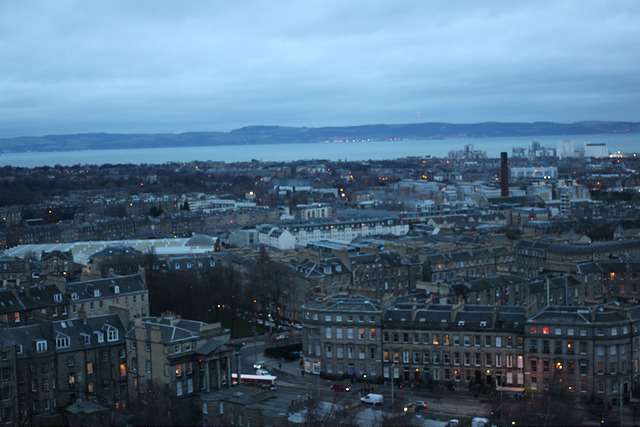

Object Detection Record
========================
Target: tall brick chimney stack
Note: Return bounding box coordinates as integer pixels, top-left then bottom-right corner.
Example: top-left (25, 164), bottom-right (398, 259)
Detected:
top-left (500, 152), bottom-right (509, 197)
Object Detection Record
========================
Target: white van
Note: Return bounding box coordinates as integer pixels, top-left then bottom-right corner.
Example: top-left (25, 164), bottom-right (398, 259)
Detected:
top-left (471, 417), bottom-right (490, 427)
top-left (360, 393), bottom-right (383, 405)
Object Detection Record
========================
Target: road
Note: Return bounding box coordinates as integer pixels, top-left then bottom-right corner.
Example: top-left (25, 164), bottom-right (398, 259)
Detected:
top-left (238, 336), bottom-right (490, 426)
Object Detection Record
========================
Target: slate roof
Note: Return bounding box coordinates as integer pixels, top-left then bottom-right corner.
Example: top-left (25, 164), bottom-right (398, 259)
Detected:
top-left (52, 313), bottom-right (126, 352)
top-left (528, 309), bottom-right (589, 324)
top-left (195, 339), bottom-right (226, 356)
top-left (293, 257), bottom-right (350, 279)
top-left (66, 273), bottom-right (146, 302)
top-left (8, 323), bottom-right (55, 358)
top-left (0, 288), bottom-right (26, 314)
top-left (22, 283), bottom-right (66, 311)
top-left (161, 253), bottom-right (216, 271)
top-left (303, 296), bottom-right (381, 313)
top-left (125, 317), bottom-right (208, 344)
top-left (577, 258), bottom-right (640, 274)
top-left (529, 275), bottom-right (581, 294)
top-left (384, 302), bottom-right (525, 329)
top-left (201, 385), bottom-right (300, 421)
top-left (547, 239), bottom-right (640, 255)
top-left (0, 326), bottom-right (15, 349)
top-left (515, 240), bottom-right (553, 251)
top-left (65, 400), bottom-right (110, 415)
top-left (486, 195), bottom-right (545, 206)
top-left (449, 274), bottom-right (528, 296)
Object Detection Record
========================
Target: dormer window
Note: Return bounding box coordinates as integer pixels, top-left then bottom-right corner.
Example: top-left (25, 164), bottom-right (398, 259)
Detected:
top-left (36, 340), bottom-right (48, 353)
top-left (54, 294), bottom-right (62, 302)
top-left (56, 334), bottom-right (70, 349)
top-left (17, 344), bottom-right (23, 354)
top-left (107, 328), bottom-right (118, 342)
top-left (113, 286), bottom-right (120, 294)
top-left (480, 321), bottom-right (487, 327)
top-left (81, 334), bottom-right (90, 344)
top-left (71, 293), bottom-right (78, 301)
top-left (93, 290), bottom-right (101, 297)
top-left (95, 332), bottom-right (104, 343)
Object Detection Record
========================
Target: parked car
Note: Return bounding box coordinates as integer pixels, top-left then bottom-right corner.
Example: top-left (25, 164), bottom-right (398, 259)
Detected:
top-left (253, 360), bottom-right (267, 370)
top-left (330, 383), bottom-right (351, 392)
top-left (256, 369), bottom-right (270, 375)
top-left (273, 334), bottom-right (289, 341)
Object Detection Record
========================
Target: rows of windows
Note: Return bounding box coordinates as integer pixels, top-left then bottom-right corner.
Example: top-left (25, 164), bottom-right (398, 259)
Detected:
top-left (383, 331), bottom-right (522, 348)
top-left (314, 344), bottom-right (378, 360)
top-left (381, 350), bottom-right (524, 369)
top-left (529, 325), bottom-right (628, 337)
top-left (325, 327), bottom-right (376, 340)
top-left (307, 312), bottom-right (377, 323)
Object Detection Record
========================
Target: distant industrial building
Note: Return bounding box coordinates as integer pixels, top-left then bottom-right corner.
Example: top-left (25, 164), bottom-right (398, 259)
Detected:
top-left (584, 141), bottom-right (609, 158)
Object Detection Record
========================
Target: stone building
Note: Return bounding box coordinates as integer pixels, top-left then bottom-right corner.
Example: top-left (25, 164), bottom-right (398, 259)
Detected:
top-left (301, 297), bottom-right (382, 377)
top-left (380, 300), bottom-right (525, 392)
top-left (302, 294), bottom-right (640, 404)
top-left (40, 250), bottom-right (75, 278)
top-left (125, 315), bottom-right (242, 399)
top-left (576, 258), bottom-right (640, 305)
top-left (51, 313), bottom-right (128, 410)
top-left (449, 274), bottom-right (530, 306)
top-left (525, 305), bottom-right (637, 403)
top-left (66, 273), bottom-right (149, 319)
top-left (423, 246), bottom-right (515, 283)
top-left (0, 327), bottom-right (18, 425)
top-left (516, 239), bottom-right (640, 276)
top-left (8, 323), bottom-right (60, 425)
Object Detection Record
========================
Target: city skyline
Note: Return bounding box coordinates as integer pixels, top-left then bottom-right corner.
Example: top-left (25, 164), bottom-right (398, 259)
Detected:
top-left (0, 0), bottom-right (638, 139)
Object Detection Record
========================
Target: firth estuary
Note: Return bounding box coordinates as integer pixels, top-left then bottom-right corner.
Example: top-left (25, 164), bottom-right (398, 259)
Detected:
top-left (1, 133), bottom-right (637, 167)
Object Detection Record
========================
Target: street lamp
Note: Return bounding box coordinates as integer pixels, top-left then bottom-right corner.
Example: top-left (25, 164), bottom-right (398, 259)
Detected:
top-left (253, 327), bottom-right (257, 363)
top-left (391, 364), bottom-right (395, 405)
top-left (315, 361), bottom-right (321, 396)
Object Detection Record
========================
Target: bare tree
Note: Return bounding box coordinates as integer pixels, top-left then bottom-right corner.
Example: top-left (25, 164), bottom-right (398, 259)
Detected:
top-left (127, 380), bottom-right (200, 426)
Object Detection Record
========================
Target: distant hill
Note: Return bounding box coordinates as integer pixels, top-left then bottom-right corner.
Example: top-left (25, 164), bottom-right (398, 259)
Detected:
top-left (0, 121), bottom-right (637, 153)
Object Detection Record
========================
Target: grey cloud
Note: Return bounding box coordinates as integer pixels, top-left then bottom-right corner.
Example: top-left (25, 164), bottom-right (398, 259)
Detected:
top-left (0, 0), bottom-right (637, 138)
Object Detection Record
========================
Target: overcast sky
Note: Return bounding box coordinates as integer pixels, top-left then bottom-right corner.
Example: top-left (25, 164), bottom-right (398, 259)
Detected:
top-left (0, 0), bottom-right (638, 138)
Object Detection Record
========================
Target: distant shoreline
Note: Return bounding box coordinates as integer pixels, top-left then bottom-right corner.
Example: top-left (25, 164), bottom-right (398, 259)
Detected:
top-left (1, 133), bottom-right (637, 168)
top-left (0, 121), bottom-right (637, 154)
